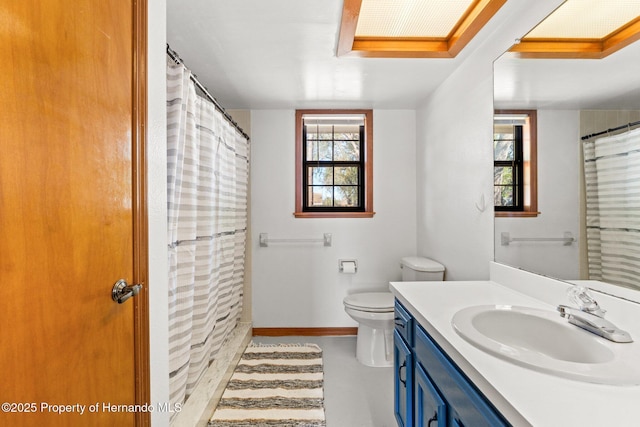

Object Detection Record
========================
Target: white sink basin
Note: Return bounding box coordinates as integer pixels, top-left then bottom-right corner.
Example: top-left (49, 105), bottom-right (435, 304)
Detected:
top-left (452, 305), bottom-right (640, 385)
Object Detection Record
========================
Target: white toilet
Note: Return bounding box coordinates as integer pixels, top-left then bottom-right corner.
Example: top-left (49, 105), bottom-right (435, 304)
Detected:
top-left (343, 256), bottom-right (445, 367)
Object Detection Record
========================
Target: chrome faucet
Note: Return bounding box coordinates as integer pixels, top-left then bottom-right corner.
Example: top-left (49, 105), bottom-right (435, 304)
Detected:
top-left (557, 287), bottom-right (633, 343)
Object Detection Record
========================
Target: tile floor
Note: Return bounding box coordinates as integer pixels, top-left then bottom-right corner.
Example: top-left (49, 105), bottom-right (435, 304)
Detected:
top-left (252, 335), bottom-right (397, 427)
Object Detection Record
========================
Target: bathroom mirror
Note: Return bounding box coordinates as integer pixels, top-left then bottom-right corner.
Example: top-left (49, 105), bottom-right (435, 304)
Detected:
top-left (492, 9), bottom-right (640, 292)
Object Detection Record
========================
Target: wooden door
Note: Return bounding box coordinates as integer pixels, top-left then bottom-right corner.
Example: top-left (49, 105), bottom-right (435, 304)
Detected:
top-left (0, 1), bottom-right (148, 426)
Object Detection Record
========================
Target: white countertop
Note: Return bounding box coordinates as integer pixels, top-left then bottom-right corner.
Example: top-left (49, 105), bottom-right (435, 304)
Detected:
top-left (389, 277), bottom-right (640, 427)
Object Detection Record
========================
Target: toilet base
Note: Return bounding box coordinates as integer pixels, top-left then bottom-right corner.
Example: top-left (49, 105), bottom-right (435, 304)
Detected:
top-left (356, 323), bottom-right (393, 367)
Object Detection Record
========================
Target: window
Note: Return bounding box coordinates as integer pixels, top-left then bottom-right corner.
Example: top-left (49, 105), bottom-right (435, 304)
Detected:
top-left (295, 110), bottom-right (374, 218)
top-left (493, 110), bottom-right (538, 217)
top-left (494, 120), bottom-right (524, 210)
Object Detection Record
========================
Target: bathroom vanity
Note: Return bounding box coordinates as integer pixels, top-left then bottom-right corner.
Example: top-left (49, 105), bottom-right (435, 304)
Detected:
top-left (394, 300), bottom-right (508, 427)
top-left (390, 262), bottom-right (640, 427)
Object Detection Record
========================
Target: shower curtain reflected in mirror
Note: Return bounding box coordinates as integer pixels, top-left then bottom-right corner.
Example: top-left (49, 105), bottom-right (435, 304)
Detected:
top-left (583, 127), bottom-right (640, 290)
top-left (166, 63), bottom-right (249, 411)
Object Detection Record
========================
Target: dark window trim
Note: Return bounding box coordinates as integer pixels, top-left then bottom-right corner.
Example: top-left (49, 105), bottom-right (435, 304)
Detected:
top-left (302, 124), bottom-right (365, 212)
top-left (295, 109), bottom-right (374, 218)
top-left (494, 125), bottom-right (524, 212)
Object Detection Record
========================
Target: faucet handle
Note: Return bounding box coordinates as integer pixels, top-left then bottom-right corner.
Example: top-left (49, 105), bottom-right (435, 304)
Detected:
top-left (568, 286), bottom-right (606, 317)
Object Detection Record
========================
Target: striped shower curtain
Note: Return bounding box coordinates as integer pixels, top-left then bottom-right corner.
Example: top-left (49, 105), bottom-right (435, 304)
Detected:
top-left (583, 127), bottom-right (640, 290)
top-left (166, 63), bottom-right (249, 409)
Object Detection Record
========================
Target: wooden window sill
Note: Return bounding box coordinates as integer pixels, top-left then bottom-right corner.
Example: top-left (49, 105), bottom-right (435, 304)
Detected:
top-left (495, 211), bottom-right (540, 218)
top-left (294, 211), bottom-right (376, 219)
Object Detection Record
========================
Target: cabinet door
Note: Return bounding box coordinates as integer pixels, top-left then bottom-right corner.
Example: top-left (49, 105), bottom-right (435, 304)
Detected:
top-left (394, 330), bottom-right (414, 427)
top-left (414, 325), bottom-right (510, 427)
top-left (415, 362), bottom-right (447, 427)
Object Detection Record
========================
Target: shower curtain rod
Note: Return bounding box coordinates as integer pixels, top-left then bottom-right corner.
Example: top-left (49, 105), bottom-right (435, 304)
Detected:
top-left (581, 120), bottom-right (640, 140)
top-left (166, 44), bottom-right (250, 141)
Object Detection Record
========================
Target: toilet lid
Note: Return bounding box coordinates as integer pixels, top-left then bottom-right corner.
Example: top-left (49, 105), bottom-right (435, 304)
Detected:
top-left (401, 256), bottom-right (445, 272)
top-left (343, 292), bottom-right (394, 312)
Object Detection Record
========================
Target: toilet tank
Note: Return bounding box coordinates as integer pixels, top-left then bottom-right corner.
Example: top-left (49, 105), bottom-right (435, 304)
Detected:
top-left (401, 256), bottom-right (445, 281)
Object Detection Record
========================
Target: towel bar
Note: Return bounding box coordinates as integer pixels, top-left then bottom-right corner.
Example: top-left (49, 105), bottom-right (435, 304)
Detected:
top-left (259, 233), bottom-right (332, 247)
top-left (501, 231), bottom-right (574, 246)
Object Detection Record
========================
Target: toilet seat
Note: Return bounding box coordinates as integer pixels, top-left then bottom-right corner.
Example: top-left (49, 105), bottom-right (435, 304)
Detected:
top-left (343, 292), bottom-right (394, 313)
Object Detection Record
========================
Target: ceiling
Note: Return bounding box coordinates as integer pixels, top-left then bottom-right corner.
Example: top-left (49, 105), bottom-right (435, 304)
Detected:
top-left (167, 0), bottom-right (640, 111)
top-left (494, 39), bottom-right (640, 109)
top-left (166, 0), bottom-right (471, 109)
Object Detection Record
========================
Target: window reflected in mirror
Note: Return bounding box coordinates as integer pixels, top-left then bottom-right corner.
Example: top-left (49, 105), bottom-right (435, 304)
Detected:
top-left (493, 110), bottom-right (538, 217)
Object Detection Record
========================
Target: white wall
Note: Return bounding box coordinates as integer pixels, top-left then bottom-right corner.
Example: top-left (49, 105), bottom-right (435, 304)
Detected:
top-left (250, 109), bottom-right (417, 327)
top-left (416, 63), bottom-right (495, 280)
top-left (495, 110), bottom-right (581, 279)
top-left (415, 0), bottom-right (563, 280)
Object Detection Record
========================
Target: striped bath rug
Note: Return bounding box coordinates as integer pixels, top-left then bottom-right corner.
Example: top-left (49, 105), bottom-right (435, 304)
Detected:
top-left (209, 343), bottom-right (325, 427)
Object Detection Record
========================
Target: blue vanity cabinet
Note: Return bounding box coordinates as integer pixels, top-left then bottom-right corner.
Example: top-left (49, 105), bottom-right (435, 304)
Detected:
top-left (394, 300), bottom-right (414, 427)
top-left (413, 324), bottom-right (510, 427)
top-left (393, 299), bottom-right (510, 427)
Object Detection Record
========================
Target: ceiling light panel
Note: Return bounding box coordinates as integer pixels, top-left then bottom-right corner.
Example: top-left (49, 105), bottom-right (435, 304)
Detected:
top-left (525, 0), bottom-right (640, 39)
top-left (355, 0), bottom-right (475, 38)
